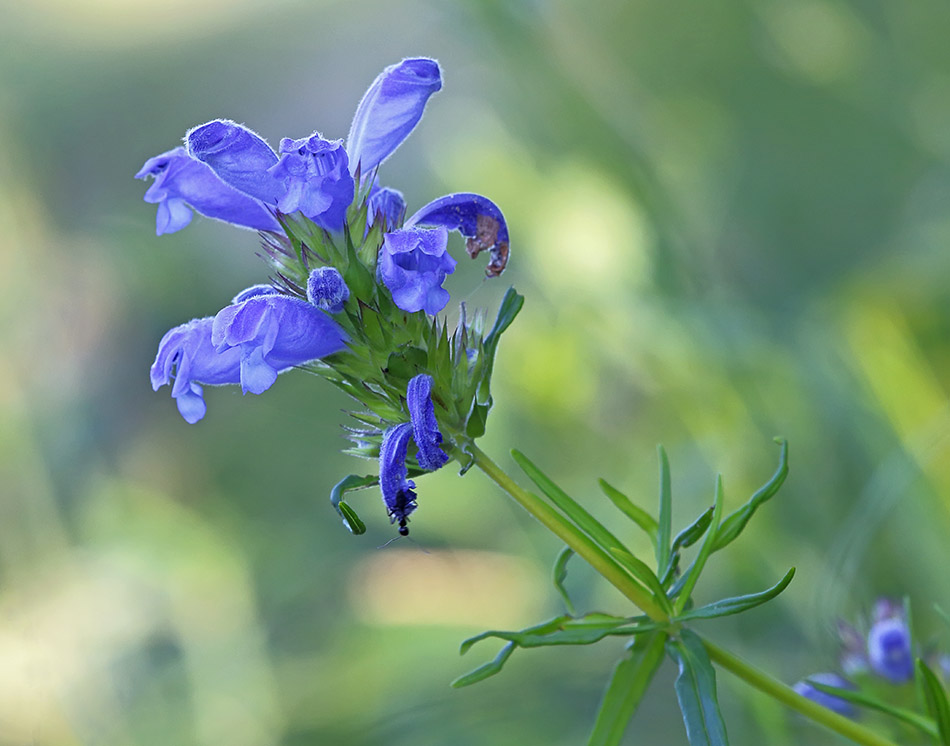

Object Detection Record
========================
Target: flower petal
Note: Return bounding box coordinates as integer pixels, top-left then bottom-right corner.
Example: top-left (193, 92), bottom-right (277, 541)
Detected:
top-left (136, 147), bottom-right (280, 234)
top-left (405, 192), bottom-right (510, 277)
top-left (379, 422), bottom-right (418, 535)
top-left (379, 226), bottom-right (455, 315)
top-left (407, 374), bottom-right (448, 471)
top-left (186, 120), bottom-right (284, 204)
top-left (269, 134), bottom-right (354, 230)
top-left (347, 58), bottom-right (442, 178)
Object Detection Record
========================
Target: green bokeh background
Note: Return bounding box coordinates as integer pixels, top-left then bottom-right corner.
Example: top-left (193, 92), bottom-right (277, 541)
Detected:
top-left (3, 0), bottom-right (950, 743)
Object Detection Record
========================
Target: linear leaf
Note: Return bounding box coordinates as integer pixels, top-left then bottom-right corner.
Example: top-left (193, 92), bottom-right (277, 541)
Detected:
top-left (676, 568), bottom-right (795, 622)
top-left (662, 506), bottom-right (715, 586)
top-left (610, 547), bottom-right (674, 615)
top-left (553, 547), bottom-right (577, 615)
top-left (329, 474), bottom-right (378, 534)
top-left (918, 659), bottom-right (950, 745)
top-left (713, 439), bottom-right (788, 551)
top-left (451, 642), bottom-right (515, 688)
top-left (667, 630), bottom-right (729, 746)
top-left (588, 633), bottom-right (667, 746)
top-left (657, 445), bottom-right (673, 574)
top-left (598, 478), bottom-right (659, 548)
top-left (460, 613), bottom-right (659, 652)
top-left (673, 476), bottom-right (725, 614)
top-left (808, 679), bottom-right (937, 738)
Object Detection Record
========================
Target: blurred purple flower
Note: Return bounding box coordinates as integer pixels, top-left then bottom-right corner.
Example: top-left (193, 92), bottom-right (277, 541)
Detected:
top-left (307, 267), bottom-right (350, 313)
top-left (378, 373), bottom-right (448, 534)
top-left (793, 673), bottom-right (857, 718)
top-left (347, 57), bottom-right (442, 178)
top-left (135, 147), bottom-right (280, 236)
top-left (150, 317), bottom-right (241, 424)
top-left (406, 192), bottom-right (510, 277)
top-left (212, 292), bottom-right (348, 395)
top-left (379, 226), bottom-right (456, 314)
top-left (867, 600), bottom-right (914, 683)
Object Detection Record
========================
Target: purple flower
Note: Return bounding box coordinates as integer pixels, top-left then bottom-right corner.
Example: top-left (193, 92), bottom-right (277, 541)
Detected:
top-left (150, 317), bottom-right (242, 424)
top-left (378, 374), bottom-right (449, 534)
top-left (867, 600), bottom-right (914, 683)
top-left (135, 147), bottom-right (280, 235)
top-left (406, 192), bottom-right (510, 277)
top-left (793, 673), bottom-right (857, 718)
top-left (347, 58), bottom-right (442, 178)
top-left (407, 374), bottom-right (448, 470)
top-left (379, 423), bottom-right (418, 536)
top-left (187, 122), bottom-right (355, 232)
top-left (211, 293), bottom-right (348, 395)
top-left (307, 267), bottom-right (350, 313)
top-left (366, 185), bottom-right (406, 232)
top-left (379, 226), bottom-right (456, 314)
top-left (270, 134), bottom-right (354, 231)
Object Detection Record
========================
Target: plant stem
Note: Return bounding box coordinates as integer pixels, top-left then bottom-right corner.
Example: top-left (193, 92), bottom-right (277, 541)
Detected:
top-left (471, 443), bottom-right (904, 746)
top-left (702, 638), bottom-right (902, 746)
top-left (468, 443), bottom-right (668, 622)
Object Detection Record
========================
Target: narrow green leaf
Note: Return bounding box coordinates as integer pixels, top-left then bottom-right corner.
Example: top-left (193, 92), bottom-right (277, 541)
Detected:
top-left (676, 568), bottom-right (795, 622)
top-left (512, 451), bottom-right (631, 562)
top-left (459, 613), bottom-right (658, 653)
top-left (483, 286), bottom-right (525, 355)
top-left (673, 476), bottom-right (725, 614)
top-left (661, 506), bottom-right (715, 585)
top-left (451, 642), bottom-right (516, 688)
top-left (713, 439), bottom-right (788, 551)
top-left (553, 547), bottom-right (577, 615)
top-left (588, 633), bottom-right (667, 746)
top-left (918, 659), bottom-right (950, 745)
top-left (808, 679), bottom-right (937, 738)
top-left (667, 630), bottom-right (730, 746)
top-left (656, 445), bottom-right (673, 574)
top-left (610, 547), bottom-right (674, 615)
top-left (598, 478), bottom-right (659, 548)
top-left (329, 474), bottom-right (378, 534)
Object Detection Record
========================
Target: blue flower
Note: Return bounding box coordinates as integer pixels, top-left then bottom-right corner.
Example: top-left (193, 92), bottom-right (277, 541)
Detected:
top-left (135, 147), bottom-right (280, 236)
top-left (379, 374), bottom-right (449, 534)
top-left (379, 226), bottom-right (456, 314)
top-left (307, 267), bottom-right (350, 313)
top-left (366, 185), bottom-right (406, 232)
top-left (150, 317), bottom-right (242, 424)
top-left (407, 374), bottom-right (449, 470)
top-left (270, 134), bottom-right (354, 231)
top-left (379, 423), bottom-right (418, 536)
top-left (406, 192), bottom-right (510, 277)
top-left (347, 57), bottom-right (442, 178)
top-left (867, 600), bottom-right (914, 683)
top-left (793, 673), bottom-right (857, 718)
top-left (211, 292), bottom-right (348, 395)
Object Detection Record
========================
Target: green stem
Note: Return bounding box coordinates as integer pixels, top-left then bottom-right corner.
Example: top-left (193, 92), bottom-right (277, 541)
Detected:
top-left (703, 638), bottom-right (902, 746)
top-left (469, 443), bottom-right (668, 622)
top-left (471, 443), bottom-right (904, 746)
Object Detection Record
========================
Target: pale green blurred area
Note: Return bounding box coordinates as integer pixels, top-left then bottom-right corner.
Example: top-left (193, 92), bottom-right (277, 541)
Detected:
top-left (3, 0), bottom-right (950, 743)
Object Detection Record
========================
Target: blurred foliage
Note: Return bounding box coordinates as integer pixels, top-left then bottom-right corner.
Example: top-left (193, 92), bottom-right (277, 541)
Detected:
top-left (3, 0), bottom-right (950, 743)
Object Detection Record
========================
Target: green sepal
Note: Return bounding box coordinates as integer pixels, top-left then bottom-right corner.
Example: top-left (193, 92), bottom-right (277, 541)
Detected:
top-left (598, 478), bottom-right (659, 549)
top-left (466, 401), bottom-right (490, 438)
top-left (713, 438), bottom-right (788, 551)
top-left (385, 346), bottom-right (428, 382)
top-left (329, 474), bottom-right (378, 534)
top-left (667, 630), bottom-right (729, 746)
top-left (917, 659), bottom-right (950, 745)
top-left (675, 568), bottom-right (795, 622)
top-left (342, 240), bottom-right (376, 303)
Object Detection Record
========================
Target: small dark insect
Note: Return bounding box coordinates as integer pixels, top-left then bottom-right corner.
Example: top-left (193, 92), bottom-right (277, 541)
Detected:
top-left (389, 487), bottom-right (418, 536)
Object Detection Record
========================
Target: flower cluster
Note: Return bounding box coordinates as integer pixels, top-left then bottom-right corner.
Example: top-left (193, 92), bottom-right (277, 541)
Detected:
top-left (137, 58), bottom-right (518, 534)
top-left (793, 599), bottom-right (916, 718)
